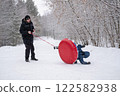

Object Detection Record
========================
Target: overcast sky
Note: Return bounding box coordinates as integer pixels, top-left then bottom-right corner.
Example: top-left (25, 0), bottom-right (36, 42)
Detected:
top-left (33, 0), bottom-right (50, 16)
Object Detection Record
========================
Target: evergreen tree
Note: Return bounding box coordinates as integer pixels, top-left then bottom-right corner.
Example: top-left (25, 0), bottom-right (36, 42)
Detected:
top-left (26, 0), bottom-right (38, 16)
top-left (0, 0), bottom-right (16, 46)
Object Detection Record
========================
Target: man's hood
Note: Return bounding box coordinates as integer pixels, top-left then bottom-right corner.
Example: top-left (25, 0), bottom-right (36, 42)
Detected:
top-left (22, 18), bottom-right (26, 24)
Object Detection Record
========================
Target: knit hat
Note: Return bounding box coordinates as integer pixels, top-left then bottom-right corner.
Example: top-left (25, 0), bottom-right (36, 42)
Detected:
top-left (25, 15), bottom-right (31, 20)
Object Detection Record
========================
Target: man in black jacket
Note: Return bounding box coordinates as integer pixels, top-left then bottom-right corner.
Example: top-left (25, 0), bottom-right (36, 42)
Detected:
top-left (20, 15), bottom-right (38, 62)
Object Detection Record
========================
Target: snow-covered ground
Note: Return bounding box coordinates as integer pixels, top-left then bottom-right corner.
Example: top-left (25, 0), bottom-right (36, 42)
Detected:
top-left (0, 37), bottom-right (120, 80)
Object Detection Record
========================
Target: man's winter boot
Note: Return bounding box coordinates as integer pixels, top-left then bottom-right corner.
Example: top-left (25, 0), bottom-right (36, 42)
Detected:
top-left (25, 59), bottom-right (30, 62)
top-left (31, 57), bottom-right (38, 61)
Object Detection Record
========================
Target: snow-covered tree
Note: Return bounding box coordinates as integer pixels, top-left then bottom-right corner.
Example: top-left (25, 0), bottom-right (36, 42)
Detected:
top-left (44, 0), bottom-right (120, 48)
top-left (26, 0), bottom-right (38, 16)
top-left (0, 0), bottom-right (41, 47)
top-left (26, 0), bottom-right (41, 36)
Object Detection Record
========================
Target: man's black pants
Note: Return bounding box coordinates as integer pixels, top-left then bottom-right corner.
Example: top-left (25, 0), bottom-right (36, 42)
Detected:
top-left (25, 43), bottom-right (35, 60)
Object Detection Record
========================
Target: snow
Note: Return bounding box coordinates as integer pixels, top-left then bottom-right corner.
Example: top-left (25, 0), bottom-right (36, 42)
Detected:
top-left (0, 37), bottom-right (120, 80)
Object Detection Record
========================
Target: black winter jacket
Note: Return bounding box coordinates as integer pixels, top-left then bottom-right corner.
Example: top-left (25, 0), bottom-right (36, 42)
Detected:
top-left (20, 19), bottom-right (35, 45)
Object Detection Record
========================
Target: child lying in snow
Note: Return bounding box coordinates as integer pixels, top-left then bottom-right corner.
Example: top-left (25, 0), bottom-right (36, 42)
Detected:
top-left (74, 44), bottom-right (91, 65)
top-left (54, 44), bottom-right (91, 65)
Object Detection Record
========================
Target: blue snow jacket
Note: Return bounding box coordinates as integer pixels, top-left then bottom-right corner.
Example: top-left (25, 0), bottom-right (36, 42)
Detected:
top-left (77, 44), bottom-right (90, 64)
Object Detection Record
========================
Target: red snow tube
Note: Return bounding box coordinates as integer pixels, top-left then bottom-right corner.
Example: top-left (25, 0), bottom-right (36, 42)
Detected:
top-left (58, 38), bottom-right (78, 64)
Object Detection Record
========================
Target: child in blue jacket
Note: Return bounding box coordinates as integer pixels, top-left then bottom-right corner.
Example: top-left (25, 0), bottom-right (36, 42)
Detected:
top-left (74, 44), bottom-right (91, 65)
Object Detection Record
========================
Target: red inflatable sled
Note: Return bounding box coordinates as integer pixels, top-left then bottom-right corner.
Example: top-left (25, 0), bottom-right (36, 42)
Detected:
top-left (58, 38), bottom-right (78, 64)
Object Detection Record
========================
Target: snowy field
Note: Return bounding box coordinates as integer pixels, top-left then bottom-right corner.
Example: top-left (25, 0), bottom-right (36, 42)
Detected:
top-left (0, 37), bottom-right (120, 80)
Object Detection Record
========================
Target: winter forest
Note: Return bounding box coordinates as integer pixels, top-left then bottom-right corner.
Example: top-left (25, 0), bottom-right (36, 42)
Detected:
top-left (0, 0), bottom-right (41, 46)
top-left (0, 0), bottom-right (120, 48)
